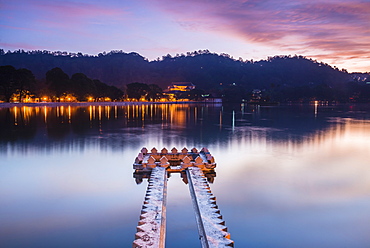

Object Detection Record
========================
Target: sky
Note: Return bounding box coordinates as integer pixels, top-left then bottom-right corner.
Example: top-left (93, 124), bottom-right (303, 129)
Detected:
top-left (1, 0), bottom-right (369, 72)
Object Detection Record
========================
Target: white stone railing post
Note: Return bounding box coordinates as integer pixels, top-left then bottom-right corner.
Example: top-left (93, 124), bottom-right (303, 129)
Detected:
top-left (133, 167), bottom-right (167, 248)
top-left (187, 167), bottom-right (234, 248)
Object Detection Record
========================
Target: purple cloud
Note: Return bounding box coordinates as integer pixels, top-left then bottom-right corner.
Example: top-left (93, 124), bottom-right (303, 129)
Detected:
top-left (0, 42), bottom-right (40, 51)
top-left (148, 0), bottom-right (370, 70)
top-left (2, 0), bottom-right (127, 31)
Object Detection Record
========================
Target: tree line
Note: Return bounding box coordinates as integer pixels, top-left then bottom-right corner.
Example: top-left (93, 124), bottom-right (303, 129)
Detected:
top-left (0, 66), bottom-right (123, 102)
top-left (1, 49), bottom-right (370, 103)
top-left (0, 66), bottom-right (203, 102)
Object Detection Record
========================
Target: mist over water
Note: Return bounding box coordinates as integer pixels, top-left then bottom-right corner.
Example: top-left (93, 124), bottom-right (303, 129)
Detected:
top-left (1, 103), bottom-right (370, 247)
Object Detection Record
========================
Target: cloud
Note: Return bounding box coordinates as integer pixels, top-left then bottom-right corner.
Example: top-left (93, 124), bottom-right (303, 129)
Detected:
top-left (2, 0), bottom-right (128, 31)
top-left (0, 42), bottom-right (40, 51)
top-left (39, 1), bottom-right (125, 18)
top-left (148, 0), bottom-right (370, 70)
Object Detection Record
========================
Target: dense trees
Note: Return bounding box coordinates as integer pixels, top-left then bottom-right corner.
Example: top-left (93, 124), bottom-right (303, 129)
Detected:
top-left (0, 66), bottom-right (123, 102)
top-left (46, 67), bottom-right (70, 97)
top-left (0, 49), bottom-right (352, 89)
top-left (0, 65), bottom-right (35, 102)
top-left (125, 82), bottom-right (163, 101)
top-left (48, 69), bottom-right (124, 101)
top-left (126, 82), bottom-right (149, 100)
top-left (1, 49), bottom-right (370, 103)
top-left (0, 65), bottom-right (18, 102)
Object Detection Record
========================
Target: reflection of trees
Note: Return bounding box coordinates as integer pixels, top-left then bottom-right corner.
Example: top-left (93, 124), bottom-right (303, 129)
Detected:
top-left (70, 107), bottom-right (91, 135)
top-left (1, 103), bottom-right (369, 151)
top-left (46, 108), bottom-right (71, 140)
top-left (0, 107), bottom-right (37, 141)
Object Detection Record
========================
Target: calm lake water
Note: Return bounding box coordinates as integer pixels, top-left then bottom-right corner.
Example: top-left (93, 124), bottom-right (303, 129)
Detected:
top-left (1, 103), bottom-right (370, 248)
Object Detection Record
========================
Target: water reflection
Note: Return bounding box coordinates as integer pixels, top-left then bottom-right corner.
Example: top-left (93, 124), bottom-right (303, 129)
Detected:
top-left (133, 170), bottom-right (216, 185)
top-left (2, 103), bottom-right (364, 150)
top-left (210, 115), bottom-right (370, 247)
top-left (1, 103), bottom-right (370, 247)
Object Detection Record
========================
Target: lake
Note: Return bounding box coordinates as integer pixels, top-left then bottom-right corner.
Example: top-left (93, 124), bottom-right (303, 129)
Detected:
top-left (1, 103), bottom-right (370, 248)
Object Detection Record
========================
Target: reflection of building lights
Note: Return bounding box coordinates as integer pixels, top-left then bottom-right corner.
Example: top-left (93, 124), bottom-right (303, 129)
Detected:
top-left (60, 106), bottom-right (64, 116)
top-left (14, 106), bottom-right (18, 125)
top-left (44, 106), bottom-right (47, 123)
top-left (68, 105), bottom-right (71, 123)
top-left (89, 105), bottom-right (93, 121)
top-left (141, 105), bottom-right (145, 122)
top-left (106, 106), bottom-right (110, 119)
top-left (219, 110), bottom-right (222, 130)
top-left (232, 110), bottom-right (235, 131)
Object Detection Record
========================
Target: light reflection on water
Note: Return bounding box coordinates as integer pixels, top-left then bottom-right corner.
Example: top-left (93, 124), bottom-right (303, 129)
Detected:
top-left (1, 103), bottom-right (370, 247)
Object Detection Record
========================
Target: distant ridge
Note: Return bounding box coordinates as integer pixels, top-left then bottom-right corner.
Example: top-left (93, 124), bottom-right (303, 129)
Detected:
top-left (0, 49), bottom-right (358, 90)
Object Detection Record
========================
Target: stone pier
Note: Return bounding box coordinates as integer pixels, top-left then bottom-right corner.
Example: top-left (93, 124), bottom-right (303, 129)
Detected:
top-left (132, 147), bottom-right (233, 248)
top-left (133, 167), bottom-right (167, 248)
top-left (187, 167), bottom-right (234, 247)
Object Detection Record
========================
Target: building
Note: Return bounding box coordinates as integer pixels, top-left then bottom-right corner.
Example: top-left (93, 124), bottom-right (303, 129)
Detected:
top-left (165, 82), bottom-right (195, 93)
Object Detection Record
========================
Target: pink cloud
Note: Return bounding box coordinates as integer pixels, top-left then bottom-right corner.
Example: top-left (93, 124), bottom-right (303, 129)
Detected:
top-left (0, 24), bottom-right (41, 32)
top-left (148, 0), bottom-right (370, 70)
top-left (32, 0), bottom-right (127, 20)
top-left (0, 42), bottom-right (41, 51)
top-left (4, 0), bottom-right (128, 31)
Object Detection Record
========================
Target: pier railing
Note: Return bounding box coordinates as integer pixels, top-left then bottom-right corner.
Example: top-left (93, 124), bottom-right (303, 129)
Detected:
top-left (132, 147), bottom-right (234, 248)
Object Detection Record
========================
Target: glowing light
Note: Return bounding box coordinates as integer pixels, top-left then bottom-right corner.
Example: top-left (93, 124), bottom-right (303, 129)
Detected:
top-left (14, 106), bottom-right (18, 125)
top-left (68, 105), bottom-right (71, 123)
top-left (44, 106), bottom-right (47, 123)
top-left (89, 105), bottom-right (93, 121)
top-left (106, 106), bottom-right (110, 119)
top-left (98, 106), bottom-right (102, 121)
top-left (232, 110), bottom-right (235, 132)
top-left (60, 106), bottom-right (64, 117)
top-left (314, 101), bottom-right (319, 117)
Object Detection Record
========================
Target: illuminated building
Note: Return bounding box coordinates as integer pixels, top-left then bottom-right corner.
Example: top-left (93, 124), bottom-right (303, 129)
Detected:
top-left (164, 82), bottom-right (195, 93)
top-left (163, 82), bottom-right (195, 101)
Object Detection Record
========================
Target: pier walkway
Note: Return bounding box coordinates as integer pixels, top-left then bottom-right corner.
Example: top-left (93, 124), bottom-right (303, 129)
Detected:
top-left (132, 147), bottom-right (234, 248)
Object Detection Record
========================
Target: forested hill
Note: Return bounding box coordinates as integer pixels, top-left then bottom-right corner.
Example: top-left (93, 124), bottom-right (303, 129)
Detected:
top-left (0, 49), bottom-right (353, 90)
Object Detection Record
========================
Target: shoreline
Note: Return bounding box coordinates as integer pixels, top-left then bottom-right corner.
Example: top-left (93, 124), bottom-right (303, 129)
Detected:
top-left (0, 101), bottom-right (222, 108)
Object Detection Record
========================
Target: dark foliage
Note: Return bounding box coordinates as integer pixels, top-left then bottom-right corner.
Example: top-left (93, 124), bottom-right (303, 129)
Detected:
top-left (125, 82), bottom-right (163, 101)
top-left (46, 67), bottom-right (70, 97)
top-left (0, 65), bottom-right (123, 102)
top-left (1, 49), bottom-right (369, 102)
top-left (0, 65), bottom-right (35, 101)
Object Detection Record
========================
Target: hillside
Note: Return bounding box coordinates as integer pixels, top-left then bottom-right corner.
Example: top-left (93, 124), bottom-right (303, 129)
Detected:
top-left (0, 49), bottom-right (351, 91)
